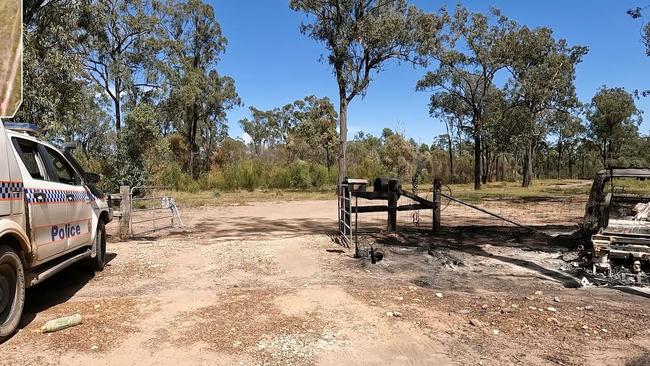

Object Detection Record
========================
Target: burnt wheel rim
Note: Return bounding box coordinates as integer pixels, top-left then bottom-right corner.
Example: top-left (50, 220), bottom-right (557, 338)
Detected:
top-left (0, 262), bottom-right (17, 326)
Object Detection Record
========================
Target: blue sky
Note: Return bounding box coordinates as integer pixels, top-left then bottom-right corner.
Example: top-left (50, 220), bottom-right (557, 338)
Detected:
top-left (210, 0), bottom-right (650, 145)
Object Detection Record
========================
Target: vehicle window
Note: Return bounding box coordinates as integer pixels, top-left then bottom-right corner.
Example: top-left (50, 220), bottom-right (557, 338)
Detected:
top-left (12, 138), bottom-right (47, 180)
top-left (44, 147), bottom-right (79, 185)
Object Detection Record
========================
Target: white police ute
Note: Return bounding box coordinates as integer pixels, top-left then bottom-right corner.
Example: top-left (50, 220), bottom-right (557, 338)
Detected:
top-left (0, 122), bottom-right (112, 340)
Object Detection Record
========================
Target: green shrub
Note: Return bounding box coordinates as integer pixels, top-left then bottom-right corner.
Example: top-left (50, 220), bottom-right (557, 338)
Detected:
top-left (184, 180), bottom-right (200, 193)
top-left (267, 165), bottom-right (291, 188)
top-left (223, 160), bottom-right (262, 191)
top-left (309, 163), bottom-right (328, 188)
top-left (155, 163), bottom-right (194, 191)
top-left (197, 169), bottom-right (225, 191)
top-left (289, 160), bottom-right (311, 190)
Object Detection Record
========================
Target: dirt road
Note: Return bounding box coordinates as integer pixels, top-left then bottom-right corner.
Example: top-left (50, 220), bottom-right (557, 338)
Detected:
top-left (2, 199), bottom-right (649, 365)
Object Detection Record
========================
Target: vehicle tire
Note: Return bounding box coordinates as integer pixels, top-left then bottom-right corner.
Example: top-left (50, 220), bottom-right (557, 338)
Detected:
top-left (0, 245), bottom-right (25, 342)
top-left (92, 221), bottom-right (106, 272)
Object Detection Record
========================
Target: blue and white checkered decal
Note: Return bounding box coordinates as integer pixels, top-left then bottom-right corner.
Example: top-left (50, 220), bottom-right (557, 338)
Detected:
top-left (0, 181), bottom-right (23, 200)
top-left (25, 188), bottom-right (94, 204)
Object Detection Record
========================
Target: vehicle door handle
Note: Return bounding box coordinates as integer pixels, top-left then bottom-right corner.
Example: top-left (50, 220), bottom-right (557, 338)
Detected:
top-left (33, 192), bottom-right (46, 201)
top-left (66, 194), bottom-right (75, 201)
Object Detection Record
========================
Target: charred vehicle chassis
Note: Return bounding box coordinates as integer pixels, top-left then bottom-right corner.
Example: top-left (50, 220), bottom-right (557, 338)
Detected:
top-left (582, 169), bottom-right (650, 283)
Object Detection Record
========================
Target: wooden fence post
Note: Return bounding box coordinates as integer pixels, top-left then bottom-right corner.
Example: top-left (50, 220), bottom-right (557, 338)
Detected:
top-left (433, 179), bottom-right (441, 233)
top-left (118, 185), bottom-right (131, 239)
top-left (387, 191), bottom-right (397, 232)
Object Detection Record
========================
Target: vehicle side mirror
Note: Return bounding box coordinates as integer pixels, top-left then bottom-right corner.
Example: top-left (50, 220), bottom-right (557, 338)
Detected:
top-left (84, 172), bottom-right (101, 185)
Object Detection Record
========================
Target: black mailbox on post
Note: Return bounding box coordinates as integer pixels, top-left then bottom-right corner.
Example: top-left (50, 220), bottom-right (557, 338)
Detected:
top-left (374, 177), bottom-right (401, 195)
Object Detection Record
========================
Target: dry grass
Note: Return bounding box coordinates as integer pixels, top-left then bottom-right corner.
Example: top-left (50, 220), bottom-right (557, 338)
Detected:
top-left (165, 288), bottom-right (327, 366)
top-left (160, 179), bottom-right (593, 208)
top-left (19, 297), bottom-right (158, 353)
top-left (348, 283), bottom-right (650, 366)
top-left (432, 179), bottom-right (592, 203)
top-left (161, 189), bottom-right (336, 208)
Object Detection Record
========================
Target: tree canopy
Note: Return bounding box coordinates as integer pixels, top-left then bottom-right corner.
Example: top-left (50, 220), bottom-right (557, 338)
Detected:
top-left (290, 0), bottom-right (445, 184)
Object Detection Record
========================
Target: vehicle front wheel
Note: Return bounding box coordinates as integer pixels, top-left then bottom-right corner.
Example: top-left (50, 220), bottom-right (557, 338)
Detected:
top-left (92, 221), bottom-right (106, 271)
top-left (0, 245), bottom-right (25, 342)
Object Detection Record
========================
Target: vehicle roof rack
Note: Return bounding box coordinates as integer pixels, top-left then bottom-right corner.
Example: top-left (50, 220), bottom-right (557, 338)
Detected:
top-left (2, 122), bottom-right (40, 135)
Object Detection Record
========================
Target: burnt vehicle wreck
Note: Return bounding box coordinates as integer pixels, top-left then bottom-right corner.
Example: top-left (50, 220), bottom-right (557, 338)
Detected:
top-left (582, 168), bottom-right (650, 284)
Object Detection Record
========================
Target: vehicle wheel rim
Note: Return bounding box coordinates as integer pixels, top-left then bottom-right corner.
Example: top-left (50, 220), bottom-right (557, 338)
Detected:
top-left (0, 263), bottom-right (17, 326)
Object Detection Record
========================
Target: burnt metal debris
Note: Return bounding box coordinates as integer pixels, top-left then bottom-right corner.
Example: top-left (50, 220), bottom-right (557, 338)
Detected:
top-left (581, 168), bottom-right (650, 284)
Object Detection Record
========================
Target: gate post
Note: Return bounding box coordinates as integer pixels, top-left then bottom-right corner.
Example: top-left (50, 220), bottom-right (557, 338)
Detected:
top-left (433, 179), bottom-right (441, 233)
top-left (118, 185), bottom-right (131, 239)
top-left (387, 191), bottom-right (397, 232)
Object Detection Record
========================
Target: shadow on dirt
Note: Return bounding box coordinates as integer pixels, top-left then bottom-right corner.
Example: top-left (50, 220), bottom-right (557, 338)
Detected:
top-left (613, 286), bottom-right (650, 299)
top-left (626, 353), bottom-right (650, 366)
top-left (186, 217), bottom-right (338, 241)
top-left (17, 252), bottom-right (117, 330)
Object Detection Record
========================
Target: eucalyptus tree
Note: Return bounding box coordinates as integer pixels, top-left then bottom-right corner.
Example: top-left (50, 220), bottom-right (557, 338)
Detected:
top-left (504, 26), bottom-right (587, 187)
top-left (77, 0), bottom-right (163, 131)
top-left (426, 90), bottom-right (472, 184)
top-left (289, 95), bottom-right (339, 170)
top-left (587, 86), bottom-right (641, 168)
top-left (239, 107), bottom-right (274, 156)
top-left (417, 6), bottom-right (518, 190)
top-left (554, 114), bottom-right (585, 179)
top-left (159, 0), bottom-right (240, 177)
top-left (290, 0), bottom-right (444, 184)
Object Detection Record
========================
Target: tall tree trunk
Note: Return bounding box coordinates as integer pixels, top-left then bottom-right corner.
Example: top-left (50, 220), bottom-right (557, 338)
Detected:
top-left (557, 139), bottom-right (563, 180)
top-left (338, 90), bottom-right (348, 185)
top-left (481, 144), bottom-right (487, 185)
top-left (607, 139), bottom-right (613, 167)
top-left (522, 140), bottom-right (535, 187)
top-left (447, 137), bottom-right (454, 184)
top-left (473, 131), bottom-right (481, 190)
top-left (114, 80), bottom-right (121, 131)
top-left (188, 103), bottom-right (199, 179)
top-left (325, 146), bottom-right (332, 173)
top-left (488, 155), bottom-right (497, 183)
top-left (444, 121), bottom-right (454, 183)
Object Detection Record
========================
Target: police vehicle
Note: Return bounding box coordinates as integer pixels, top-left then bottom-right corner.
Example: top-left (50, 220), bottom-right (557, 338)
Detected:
top-left (0, 121), bottom-right (112, 340)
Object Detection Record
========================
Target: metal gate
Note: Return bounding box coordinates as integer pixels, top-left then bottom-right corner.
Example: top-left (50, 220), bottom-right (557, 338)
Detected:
top-left (130, 186), bottom-right (183, 235)
top-left (337, 182), bottom-right (358, 248)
